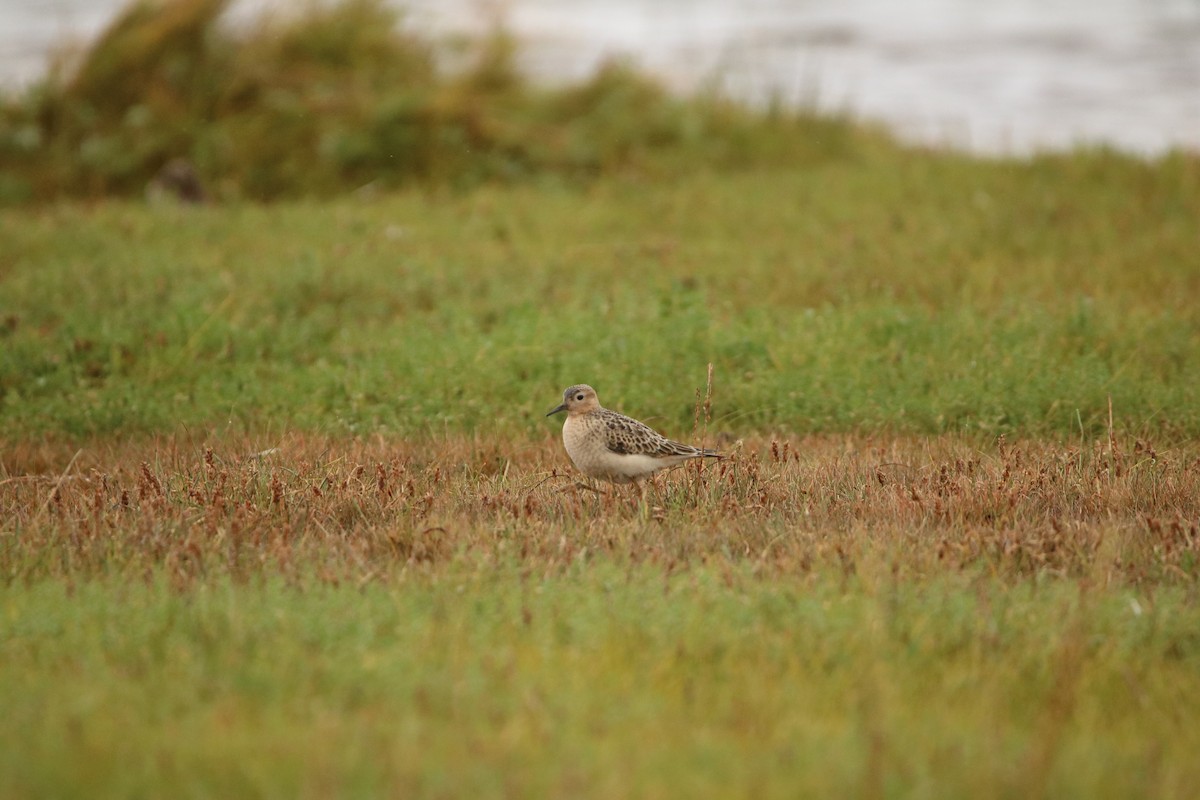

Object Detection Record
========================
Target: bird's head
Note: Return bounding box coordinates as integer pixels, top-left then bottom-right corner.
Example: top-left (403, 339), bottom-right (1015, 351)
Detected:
top-left (546, 384), bottom-right (600, 417)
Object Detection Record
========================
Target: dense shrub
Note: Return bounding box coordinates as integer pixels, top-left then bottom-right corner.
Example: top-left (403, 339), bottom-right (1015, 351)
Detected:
top-left (0, 0), bottom-right (891, 203)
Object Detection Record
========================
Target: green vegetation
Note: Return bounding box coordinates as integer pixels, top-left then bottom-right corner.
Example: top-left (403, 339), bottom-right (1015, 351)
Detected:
top-left (0, 0), bottom-right (882, 203)
top-left (2, 1), bottom-right (1199, 797)
top-left (4, 569), bottom-right (1198, 798)
top-left (2, 154), bottom-right (1199, 439)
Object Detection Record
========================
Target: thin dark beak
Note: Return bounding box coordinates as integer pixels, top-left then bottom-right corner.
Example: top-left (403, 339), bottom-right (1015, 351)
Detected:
top-left (546, 403), bottom-right (567, 417)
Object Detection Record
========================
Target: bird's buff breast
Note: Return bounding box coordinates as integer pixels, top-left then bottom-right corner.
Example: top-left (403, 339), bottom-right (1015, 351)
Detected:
top-left (562, 415), bottom-right (654, 483)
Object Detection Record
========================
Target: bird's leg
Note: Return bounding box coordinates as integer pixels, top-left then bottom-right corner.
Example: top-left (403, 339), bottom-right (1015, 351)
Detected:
top-left (630, 479), bottom-right (650, 518)
top-left (578, 480), bottom-right (612, 515)
top-left (608, 480), bottom-right (632, 510)
top-left (644, 474), bottom-right (664, 508)
top-left (554, 480), bottom-right (607, 518)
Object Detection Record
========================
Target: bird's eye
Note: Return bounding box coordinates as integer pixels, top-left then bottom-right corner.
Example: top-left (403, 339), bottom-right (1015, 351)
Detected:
top-left (576, 394), bottom-right (584, 401)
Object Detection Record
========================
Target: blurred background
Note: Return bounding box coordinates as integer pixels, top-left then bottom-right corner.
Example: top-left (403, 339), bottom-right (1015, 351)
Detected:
top-left (5, 0), bottom-right (1199, 156)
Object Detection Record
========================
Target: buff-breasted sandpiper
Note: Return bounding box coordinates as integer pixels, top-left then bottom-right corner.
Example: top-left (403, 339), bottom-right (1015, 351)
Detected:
top-left (545, 384), bottom-right (721, 484)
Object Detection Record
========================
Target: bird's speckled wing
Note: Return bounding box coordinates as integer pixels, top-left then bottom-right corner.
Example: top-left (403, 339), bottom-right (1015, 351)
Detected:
top-left (598, 409), bottom-right (714, 458)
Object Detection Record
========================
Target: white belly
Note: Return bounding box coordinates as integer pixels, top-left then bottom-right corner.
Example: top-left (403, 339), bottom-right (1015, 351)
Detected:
top-left (562, 416), bottom-right (681, 483)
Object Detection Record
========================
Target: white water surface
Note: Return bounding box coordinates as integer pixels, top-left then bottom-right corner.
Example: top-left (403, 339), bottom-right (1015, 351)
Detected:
top-left (3, 0), bottom-right (1197, 154)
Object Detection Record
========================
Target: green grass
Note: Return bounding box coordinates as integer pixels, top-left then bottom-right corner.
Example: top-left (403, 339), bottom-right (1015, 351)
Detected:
top-left (2, 153), bottom-right (1199, 440)
top-left (3, 566), bottom-right (1198, 799)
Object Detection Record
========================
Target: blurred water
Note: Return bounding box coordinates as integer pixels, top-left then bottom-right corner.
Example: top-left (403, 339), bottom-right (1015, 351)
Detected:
top-left (3, 0), bottom-right (1198, 154)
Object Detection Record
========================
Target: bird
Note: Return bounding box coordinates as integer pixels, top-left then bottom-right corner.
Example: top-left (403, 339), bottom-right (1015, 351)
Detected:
top-left (545, 384), bottom-right (721, 484)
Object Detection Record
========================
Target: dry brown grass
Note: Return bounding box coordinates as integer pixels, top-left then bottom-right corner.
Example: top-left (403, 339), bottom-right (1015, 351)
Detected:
top-left (3, 432), bottom-right (1197, 589)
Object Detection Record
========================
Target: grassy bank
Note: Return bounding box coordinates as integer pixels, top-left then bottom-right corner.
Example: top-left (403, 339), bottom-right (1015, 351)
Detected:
top-left (3, 154), bottom-right (1199, 440)
top-left (2, 435), bottom-right (1199, 798)
top-left (2, 2), bottom-right (1197, 441)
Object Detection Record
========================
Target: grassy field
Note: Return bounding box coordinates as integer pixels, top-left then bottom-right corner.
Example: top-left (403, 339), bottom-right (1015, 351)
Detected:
top-left (4, 1), bottom-right (1200, 797)
top-left (3, 153), bottom-right (1199, 440)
